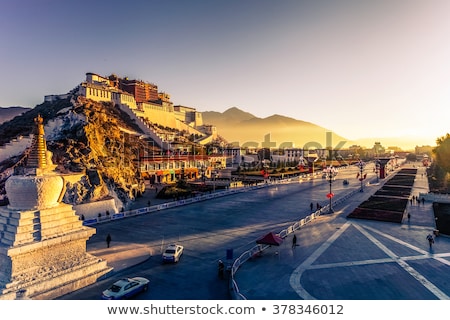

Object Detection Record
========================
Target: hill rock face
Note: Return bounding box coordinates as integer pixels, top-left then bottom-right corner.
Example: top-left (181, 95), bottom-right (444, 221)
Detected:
top-left (0, 106), bottom-right (31, 125)
top-left (0, 96), bottom-right (144, 209)
top-left (202, 107), bottom-right (348, 149)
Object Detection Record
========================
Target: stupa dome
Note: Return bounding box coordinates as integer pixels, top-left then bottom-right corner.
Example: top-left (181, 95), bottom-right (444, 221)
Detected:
top-left (5, 174), bottom-right (64, 210)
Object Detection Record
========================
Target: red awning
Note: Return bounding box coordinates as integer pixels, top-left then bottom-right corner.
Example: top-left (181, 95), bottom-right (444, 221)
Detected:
top-left (256, 232), bottom-right (283, 246)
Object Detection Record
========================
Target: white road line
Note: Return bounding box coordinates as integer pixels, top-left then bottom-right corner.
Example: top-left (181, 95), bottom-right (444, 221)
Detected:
top-left (290, 220), bottom-right (450, 300)
top-left (289, 221), bottom-right (351, 299)
top-left (353, 223), bottom-right (450, 300)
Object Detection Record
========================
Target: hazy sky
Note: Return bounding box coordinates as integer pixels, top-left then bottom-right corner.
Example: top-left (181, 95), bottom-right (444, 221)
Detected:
top-left (1, 0), bottom-right (449, 148)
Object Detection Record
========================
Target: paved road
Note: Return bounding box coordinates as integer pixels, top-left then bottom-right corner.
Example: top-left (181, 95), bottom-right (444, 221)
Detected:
top-left (235, 164), bottom-right (450, 300)
top-left (59, 163), bottom-right (450, 300)
top-left (59, 166), bottom-right (366, 299)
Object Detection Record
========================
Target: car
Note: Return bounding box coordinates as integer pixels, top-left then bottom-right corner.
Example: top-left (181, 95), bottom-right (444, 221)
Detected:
top-left (101, 277), bottom-right (149, 300)
top-left (162, 244), bottom-right (184, 263)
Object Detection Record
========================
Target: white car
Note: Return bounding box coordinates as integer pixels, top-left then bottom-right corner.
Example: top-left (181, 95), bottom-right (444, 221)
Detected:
top-left (101, 277), bottom-right (149, 300)
top-left (162, 244), bottom-right (184, 263)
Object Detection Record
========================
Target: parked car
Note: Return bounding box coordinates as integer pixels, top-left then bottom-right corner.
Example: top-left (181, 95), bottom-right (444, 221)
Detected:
top-left (101, 277), bottom-right (149, 300)
top-left (162, 244), bottom-right (184, 263)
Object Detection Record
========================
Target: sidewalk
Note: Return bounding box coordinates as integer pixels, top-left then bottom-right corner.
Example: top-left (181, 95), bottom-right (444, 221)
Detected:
top-left (233, 165), bottom-right (450, 300)
top-left (404, 168), bottom-right (436, 228)
top-left (88, 165), bottom-right (450, 300)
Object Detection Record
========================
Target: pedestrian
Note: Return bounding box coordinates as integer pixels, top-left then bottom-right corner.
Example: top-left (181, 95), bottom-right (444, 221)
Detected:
top-left (218, 260), bottom-right (224, 279)
top-left (292, 234), bottom-right (297, 249)
top-left (422, 197), bottom-right (425, 205)
top-left (407, 212), bottom-right (410, 222)
top-left (310, 202), bottom-right (313, 212)
top-left (106, 233), bottom-right (111, 248)
top-left (427, 233), bottom-right (434, 249)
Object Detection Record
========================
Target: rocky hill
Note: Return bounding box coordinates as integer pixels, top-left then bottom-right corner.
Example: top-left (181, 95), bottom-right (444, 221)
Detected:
top-left (0, 106), bottom-right (31, 125)
top-left (202, 107), bottom-right (348, 149)
top-left (0, 96), bottom-right (145, 209)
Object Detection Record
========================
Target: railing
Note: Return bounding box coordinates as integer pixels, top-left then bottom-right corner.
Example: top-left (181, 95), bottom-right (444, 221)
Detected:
top-left (82, 172), bottom-right (324, 226)
top-left (79, 169), bottom-right (369, 300)
top-left (228, 176), bottom-right (381, 300)
top-left (419, 192), bottom-right (450, 203)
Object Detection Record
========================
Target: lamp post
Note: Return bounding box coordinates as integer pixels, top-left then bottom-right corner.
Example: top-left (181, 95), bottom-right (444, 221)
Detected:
top-left (200, 164), bottom-right (206, 184)
top-left (375, 159), bottom-right (380, 183)
top-left (213, 169), bottom-right (218, 192)
top-left (325, 166), bottom-right (338, 213)
top-left (357, 160), bottom-right (366, 192)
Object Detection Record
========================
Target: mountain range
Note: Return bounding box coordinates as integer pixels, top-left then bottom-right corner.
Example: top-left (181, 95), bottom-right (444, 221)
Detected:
top-left (0, 106), bottom-right (30, 124)
top-left (1, 105), bottom-right (424, 150)
top-left (201, 107), bottom-right (435, 150)
top-left (202, 107), bottom-right (351, 150)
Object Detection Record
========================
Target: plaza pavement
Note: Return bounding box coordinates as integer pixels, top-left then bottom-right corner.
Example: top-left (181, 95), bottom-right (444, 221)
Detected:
top-left (234, 165), bottom-right (450, 300)
top-left (88, 165), bottom-right (450, 300)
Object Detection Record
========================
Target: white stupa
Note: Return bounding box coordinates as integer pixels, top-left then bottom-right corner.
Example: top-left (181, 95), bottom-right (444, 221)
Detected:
top-left (0, 115), bottom-right (112, 300)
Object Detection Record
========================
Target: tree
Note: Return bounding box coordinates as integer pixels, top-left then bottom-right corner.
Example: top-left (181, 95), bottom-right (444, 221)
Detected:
top-left (433, 134), bottom-right (450, 173)
top-left (405, 153), bottom-right (417, 162)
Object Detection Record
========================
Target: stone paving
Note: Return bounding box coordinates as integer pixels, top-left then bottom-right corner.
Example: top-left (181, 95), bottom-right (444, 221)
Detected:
top-left (89, 165), bottom-right (450, 300)
top-left (233, 165), bottom-right (450, 300)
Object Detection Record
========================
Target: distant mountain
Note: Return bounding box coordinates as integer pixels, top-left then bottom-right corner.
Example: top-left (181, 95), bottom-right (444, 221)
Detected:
top-left (202, 107), bottom-right (255, 124)
top-left (202, 107), bottom-right (348, 149)
top-left (0, 106), bottom-right (31, 124)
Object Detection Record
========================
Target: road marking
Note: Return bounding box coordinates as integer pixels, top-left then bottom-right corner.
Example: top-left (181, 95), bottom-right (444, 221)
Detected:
top-left (289, 221), bottom-right (351, 300)
top-left (290, 221), bottom-right (450, 300)
top-left (353, 223), bottom-right (449, 300)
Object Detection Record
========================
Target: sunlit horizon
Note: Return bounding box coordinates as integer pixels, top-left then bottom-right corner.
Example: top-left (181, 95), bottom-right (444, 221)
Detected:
top-left (1, 1), bottom-right (448, 150)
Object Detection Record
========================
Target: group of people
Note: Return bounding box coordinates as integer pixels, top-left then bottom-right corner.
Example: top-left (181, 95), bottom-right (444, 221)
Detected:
top-left (310, 202), bottom-right (322, 212)
top-left (410, 195), bottom-right (425, 205)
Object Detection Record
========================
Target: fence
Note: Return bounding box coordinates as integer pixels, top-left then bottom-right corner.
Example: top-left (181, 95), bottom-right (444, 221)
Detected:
top-left (419, 192), bottom-right (450, 203)
top-left (228, 173), bottom-right (384, 300)
top-left (81, 173), bottom-right (321, 226)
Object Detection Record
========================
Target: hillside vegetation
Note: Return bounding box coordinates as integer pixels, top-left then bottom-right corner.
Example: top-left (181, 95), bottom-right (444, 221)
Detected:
top-left (0, 96), bottom-right (145, 208)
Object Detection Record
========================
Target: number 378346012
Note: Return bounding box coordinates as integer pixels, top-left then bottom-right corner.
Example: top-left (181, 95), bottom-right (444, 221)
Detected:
top-left (272, 304), bottom-right (344, 315)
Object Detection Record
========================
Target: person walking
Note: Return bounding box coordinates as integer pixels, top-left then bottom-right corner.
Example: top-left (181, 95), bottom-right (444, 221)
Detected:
top-left (106, 233), bottom-right (112, 248)
top-left (292, 234), bottom-right (297, 249)
top-left (310, 202), bottom-right (314, 212)
top-left (218, 260), bottom-right (225, 279)
top-left (427, 233), bottom-right (434, 249)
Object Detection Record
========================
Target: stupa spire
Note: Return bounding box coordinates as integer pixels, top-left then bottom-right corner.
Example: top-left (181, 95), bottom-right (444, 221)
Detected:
top-left (27, 114), bottom-right (47, 169)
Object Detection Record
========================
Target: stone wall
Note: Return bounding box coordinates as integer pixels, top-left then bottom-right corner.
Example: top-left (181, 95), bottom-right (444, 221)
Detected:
top-left (73, 197), bottom-right (118, 220)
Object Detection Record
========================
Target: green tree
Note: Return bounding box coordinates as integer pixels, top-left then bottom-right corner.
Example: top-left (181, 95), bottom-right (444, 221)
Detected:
top-left (433, 133), bottom-right (450, 173)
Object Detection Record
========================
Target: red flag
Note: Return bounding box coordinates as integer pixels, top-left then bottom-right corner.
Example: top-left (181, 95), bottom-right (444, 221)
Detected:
top-left (356, 173), bottom-right (360, 179)
top-left (364, 173), bottom-right (367, 179)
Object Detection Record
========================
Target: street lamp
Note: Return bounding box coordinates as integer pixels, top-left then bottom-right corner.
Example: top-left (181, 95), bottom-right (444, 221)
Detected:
top-left (356, 160), bottom-right (366, 192)
top-left (212, 169), bottom-right (219, 192)
top-left (200, 164), bottom-right (206, 184)
top-left (324, 166), bottom-right (338, 213)
top-left (375, 159), bottom-right (380, 183)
